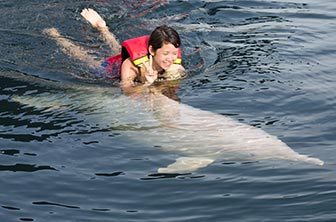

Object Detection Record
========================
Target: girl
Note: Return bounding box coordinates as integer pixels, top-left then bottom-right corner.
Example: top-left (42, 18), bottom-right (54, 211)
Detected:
top-left (44, 8), bottom-right (185, 93)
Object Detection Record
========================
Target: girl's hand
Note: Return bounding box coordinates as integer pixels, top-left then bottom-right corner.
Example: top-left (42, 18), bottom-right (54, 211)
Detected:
top-left (81, 8), bottom-right (106, 30)
top-left (142, 55), bottom-right (158, 85)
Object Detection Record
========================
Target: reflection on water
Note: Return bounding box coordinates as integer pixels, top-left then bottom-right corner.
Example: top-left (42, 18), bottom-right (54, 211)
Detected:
top-left (1, 0), bottom-right (336, 222)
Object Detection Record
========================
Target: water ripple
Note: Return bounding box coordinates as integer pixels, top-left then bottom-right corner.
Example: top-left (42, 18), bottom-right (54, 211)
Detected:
top-left (0, 163), bottom-right (56, 172)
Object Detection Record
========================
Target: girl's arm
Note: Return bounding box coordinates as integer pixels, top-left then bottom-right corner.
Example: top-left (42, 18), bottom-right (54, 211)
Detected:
top-left (120, 58), bottom-right (161, 95)
top-left (119, 59), bottom-right (150, 95)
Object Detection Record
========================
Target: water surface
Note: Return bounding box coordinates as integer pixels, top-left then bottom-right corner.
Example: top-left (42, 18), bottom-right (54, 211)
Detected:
top-left (1, 0), bottom-right (335, 221)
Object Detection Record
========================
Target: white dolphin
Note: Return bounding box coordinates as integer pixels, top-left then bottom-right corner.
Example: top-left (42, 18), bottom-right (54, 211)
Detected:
top-left (132, 92), bottom-right (324, 172)
top-left (10, 80), bottom-right (324, 173)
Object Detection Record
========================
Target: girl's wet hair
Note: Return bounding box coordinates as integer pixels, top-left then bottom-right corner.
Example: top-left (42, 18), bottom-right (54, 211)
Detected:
top-left (148, 25), bottom-right (181, 51)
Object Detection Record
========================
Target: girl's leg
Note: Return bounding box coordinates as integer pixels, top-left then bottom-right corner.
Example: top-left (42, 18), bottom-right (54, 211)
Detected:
top-left (43, 28), bottom-right (102, 69)
top-left (80, 8), bottom-right (121, 54)
top-left (99, 27), bottom-right (121, 54)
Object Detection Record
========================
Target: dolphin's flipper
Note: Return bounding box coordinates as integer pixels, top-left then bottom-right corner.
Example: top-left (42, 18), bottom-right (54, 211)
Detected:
top-left (158, 157), bottom-right (215, 173)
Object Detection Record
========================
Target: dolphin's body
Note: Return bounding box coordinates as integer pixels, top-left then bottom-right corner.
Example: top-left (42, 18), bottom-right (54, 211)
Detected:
top-left (138, 93), bottom-right (324, 172)
top-left (10, 82), bottom-right (324, 173)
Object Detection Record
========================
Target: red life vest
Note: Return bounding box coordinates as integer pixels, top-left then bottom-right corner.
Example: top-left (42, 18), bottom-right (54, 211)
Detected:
top-left (121, 35), bottom-right (182, 67)
top-left (102, 35), bottom-right (182, 79)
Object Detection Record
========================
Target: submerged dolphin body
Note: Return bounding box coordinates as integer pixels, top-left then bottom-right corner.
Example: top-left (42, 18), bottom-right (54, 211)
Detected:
top-left (11, 86), bottom-right (324, 173)
top-left (143, 93), bottom-right (324, 172)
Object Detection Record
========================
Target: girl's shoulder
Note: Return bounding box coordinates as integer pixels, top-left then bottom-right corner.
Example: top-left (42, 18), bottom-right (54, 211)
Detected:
top-left (121, 58), bottom-right (143, 82)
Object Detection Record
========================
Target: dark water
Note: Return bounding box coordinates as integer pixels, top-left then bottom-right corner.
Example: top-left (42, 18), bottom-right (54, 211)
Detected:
top-left (1, 0), bottom-right (336, 221)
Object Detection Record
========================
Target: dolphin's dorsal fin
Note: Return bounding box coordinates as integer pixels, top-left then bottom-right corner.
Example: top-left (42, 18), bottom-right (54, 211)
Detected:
top-left (158, 157), bottom-right (214, 173)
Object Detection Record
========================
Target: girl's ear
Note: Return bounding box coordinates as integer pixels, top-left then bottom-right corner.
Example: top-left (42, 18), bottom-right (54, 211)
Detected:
top-left (148, 45), bottom-right (155, 56)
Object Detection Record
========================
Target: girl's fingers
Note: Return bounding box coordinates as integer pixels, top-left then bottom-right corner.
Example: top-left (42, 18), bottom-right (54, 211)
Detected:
top-left (142, 61), bottom-right (149, 71)
top-left (149, 54), bottom-right (153, 68)
top-left (142, 55), bottom-right (153, 72)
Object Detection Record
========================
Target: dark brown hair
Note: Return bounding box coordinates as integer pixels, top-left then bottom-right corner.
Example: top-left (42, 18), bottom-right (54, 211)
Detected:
top-left (148, 25), bottom-right (181, 51)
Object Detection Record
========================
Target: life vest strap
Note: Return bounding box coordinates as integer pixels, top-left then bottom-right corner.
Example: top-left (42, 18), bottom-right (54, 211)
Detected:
top-left (174, 58), bottom-right (182, 64)
top-left (133, 56), bottom-right (149, 66)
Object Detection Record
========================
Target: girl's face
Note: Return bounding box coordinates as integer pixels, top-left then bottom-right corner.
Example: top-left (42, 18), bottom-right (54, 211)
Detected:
top-left (149, 42), bottom-right (179, 70)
